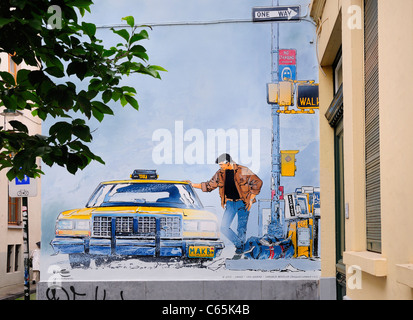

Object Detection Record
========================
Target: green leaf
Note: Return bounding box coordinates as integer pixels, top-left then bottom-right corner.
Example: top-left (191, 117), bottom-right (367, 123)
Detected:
top-left (91, 101), bottom-right (114, 115)
top-left (82, 22), bottom-right (96, 38)
top-left (130, 44), bottom-right (146, 53)
top-left (49, 122), bottom-right (72, 144)
top-left (131, 51), bottom-right (149, 61)
top-left (91, 108), bottom-right (104, 122)
top-left (120, 95), bottom-right (127, 107)
top-left (1, 95), bottom-right (17, 110)
top-left (0, 71), bottom-right (16, 85)
top-left (129, 30), bottom-right (149, 44)
top-left (124, 95), bottom-right (139, 111)
top-left (149, 65), bottom-right (168, 72)
top-left (121, 86), bottom-right (137, 94)
top-left (102, 49), bottom-right (117, 58)
top-left (16, 69), bottom-right (31, 86)
top-left (67, 154), bottom-right (80, 174)
top-left (45, 66), bottom-right (65, 78)
top-left (71, 0), bottom-right (93, 16)
top-left (122, 16), bottom-right (135, 28)
top-left (6, 169), bottom-right (16, 181)
top-left (0, 18), bottom-right (14, 28)
top-left (8, 120), bottom-right (28, 133)
top-left (67, 61), bottom-right (88, 80)
top-left (72, 125), bottom-right (91, 142)
top-left (112, 28), bottom-right (130, 42)
top-left (102, 90), bottom-right (112, 103)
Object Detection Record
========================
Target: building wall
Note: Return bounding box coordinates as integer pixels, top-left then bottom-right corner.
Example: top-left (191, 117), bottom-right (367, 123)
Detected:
top-left (0, 53), bottom-right (42, 290)
top-left (313, 0), bottom-right (342, 297)
top-left (313, 0), bottom-right (413, 300)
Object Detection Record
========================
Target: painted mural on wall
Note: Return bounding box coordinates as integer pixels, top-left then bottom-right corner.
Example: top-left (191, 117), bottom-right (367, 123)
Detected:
top-left (41, 0), bottom-right (321, 283)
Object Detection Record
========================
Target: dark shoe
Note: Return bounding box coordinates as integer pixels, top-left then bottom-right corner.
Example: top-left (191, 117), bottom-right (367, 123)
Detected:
top-left (235, 245), bottom-right (244, 254)
top-left (232, 253), bottom-right (242, 260)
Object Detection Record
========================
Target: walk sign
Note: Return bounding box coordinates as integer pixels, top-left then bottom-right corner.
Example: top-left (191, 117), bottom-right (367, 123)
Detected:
top-left (297, 84), bottom-right (319, 109)
top-left (9, 175), bottom-right (38, 197)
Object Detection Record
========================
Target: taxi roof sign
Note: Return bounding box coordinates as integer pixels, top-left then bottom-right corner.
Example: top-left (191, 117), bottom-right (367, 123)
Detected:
top-left (131, 169), bottom-right (158, 180)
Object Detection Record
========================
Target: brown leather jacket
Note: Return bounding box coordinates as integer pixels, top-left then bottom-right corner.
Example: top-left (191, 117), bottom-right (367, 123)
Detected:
top-left (201, 164), bottom-right (263, 208)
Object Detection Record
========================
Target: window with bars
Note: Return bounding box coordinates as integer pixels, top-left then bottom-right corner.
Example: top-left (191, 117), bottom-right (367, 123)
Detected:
top-left (8, 196), bottom-right (21, 225)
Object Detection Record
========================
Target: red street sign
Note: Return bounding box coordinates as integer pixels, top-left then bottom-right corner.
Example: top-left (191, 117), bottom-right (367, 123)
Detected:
top-left (279, 49), bottom-right (296, 65)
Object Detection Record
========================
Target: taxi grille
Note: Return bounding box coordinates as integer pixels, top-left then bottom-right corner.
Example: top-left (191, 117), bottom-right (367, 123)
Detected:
top-left (160, 216), bottom-right (181, 238)
top-left (137, 216), bottom-right (156, 235)
top-left (116, 216), bottom-right (134, 236)
top-left (93, 216), bottom-right (112, 237)
top-left (92, 215), bottom-right (181, 238)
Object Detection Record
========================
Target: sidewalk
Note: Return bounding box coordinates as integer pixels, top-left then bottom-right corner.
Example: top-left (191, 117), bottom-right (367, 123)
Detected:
top-left (0, 283), bottom-right (36, 300)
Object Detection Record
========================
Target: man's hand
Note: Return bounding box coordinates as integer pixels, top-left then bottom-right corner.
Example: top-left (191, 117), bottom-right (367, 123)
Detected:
top-left (246, 194), bottom-right (256, 211)
top-left (246, 199), bottom-right (253, 211)
top-left (184, 180), bottom-right (202, 189)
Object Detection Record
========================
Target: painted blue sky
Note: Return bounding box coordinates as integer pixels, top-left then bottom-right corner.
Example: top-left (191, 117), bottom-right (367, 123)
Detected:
top-left (41, 0), bottom-right (319, 245)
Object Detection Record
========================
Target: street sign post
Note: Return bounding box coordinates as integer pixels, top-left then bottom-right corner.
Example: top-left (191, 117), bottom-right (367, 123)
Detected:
top-left (252, 6), bottom-right (300, 22)
top-left (279, 49), bottom-right (297, 81)
top-left (279, 65), bottom-right (297, 81)
top-left (9, 175), bottom-right (37, 197)
top-left (8, 175), bottom-right (37, 300)
top-left (279, 49), bottom-right (297, 65)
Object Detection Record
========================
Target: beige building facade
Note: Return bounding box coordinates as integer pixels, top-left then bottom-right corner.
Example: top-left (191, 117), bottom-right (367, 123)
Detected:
top-left (0, 53), bottom-right (42, 293)
top-left (311, 0), bottom-right (413, 299)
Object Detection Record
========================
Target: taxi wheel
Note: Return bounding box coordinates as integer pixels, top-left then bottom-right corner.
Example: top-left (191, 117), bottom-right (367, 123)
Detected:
top-left (94, 256), bottom-right (111, 267)
top-left (69, 253), bottom-right (91, 269)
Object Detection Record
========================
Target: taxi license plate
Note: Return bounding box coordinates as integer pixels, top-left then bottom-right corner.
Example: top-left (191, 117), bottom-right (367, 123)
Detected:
top-left (188, 246), bottom-right (215, 258)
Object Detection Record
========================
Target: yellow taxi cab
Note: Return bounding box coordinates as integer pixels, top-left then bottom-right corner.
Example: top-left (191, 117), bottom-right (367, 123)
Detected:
top-left (51, 170), bottom-right (224, 268)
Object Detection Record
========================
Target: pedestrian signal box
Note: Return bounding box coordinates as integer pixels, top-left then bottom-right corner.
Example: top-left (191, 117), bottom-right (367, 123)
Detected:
top-left (297, 84), bottom-right (319, 109)
top-left (267, 81), bottom-right (294, 106)
top-left (278, 81), bottom-right (294, 106)
top-left (281, 150), bottom-right (299, 177)
top-left (267, 83), bottom-right (278, 104)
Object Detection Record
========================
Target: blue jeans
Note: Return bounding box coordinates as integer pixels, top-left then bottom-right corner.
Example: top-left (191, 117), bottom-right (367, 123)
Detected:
top-left (220, 200), bottom-right (249, 249)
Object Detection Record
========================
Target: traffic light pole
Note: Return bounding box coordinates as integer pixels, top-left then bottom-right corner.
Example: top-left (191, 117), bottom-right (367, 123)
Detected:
top-left (268, 0), bottom-right (283, 237)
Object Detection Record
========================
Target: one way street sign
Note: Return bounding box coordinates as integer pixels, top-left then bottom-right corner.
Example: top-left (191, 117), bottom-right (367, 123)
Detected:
top-left (252, 6), bottom-right (300, 22)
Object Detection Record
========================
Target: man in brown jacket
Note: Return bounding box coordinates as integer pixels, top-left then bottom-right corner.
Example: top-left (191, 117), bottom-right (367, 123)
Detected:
top-left (189, 153), bottom-right (263, 255)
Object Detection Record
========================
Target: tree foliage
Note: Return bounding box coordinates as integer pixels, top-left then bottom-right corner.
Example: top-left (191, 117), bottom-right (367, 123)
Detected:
top-left (0, 0), bottom-right (166, 180)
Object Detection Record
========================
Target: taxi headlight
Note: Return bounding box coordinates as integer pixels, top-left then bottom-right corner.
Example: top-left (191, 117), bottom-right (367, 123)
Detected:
top-left (57, 219), bottom-right (73, 230)
top-left (57, 219), bottom-right (89, 231)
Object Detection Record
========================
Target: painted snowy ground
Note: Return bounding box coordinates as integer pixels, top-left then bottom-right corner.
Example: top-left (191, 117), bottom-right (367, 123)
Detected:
top-left (41, 247), bottom-right (320, 283)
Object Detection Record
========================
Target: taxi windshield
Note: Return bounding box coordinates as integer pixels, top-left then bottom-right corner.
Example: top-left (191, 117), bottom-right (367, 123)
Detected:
top-left (86, 182), bottom-right (203, 209)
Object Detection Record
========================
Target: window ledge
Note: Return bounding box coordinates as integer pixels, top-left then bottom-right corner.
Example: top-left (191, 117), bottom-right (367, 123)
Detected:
top-left (396, 264), bottom-right (413, 288)
top-left (343, 251), bottom-right (387, 277)
top-left (8, 225), bottom-right (23, 229)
